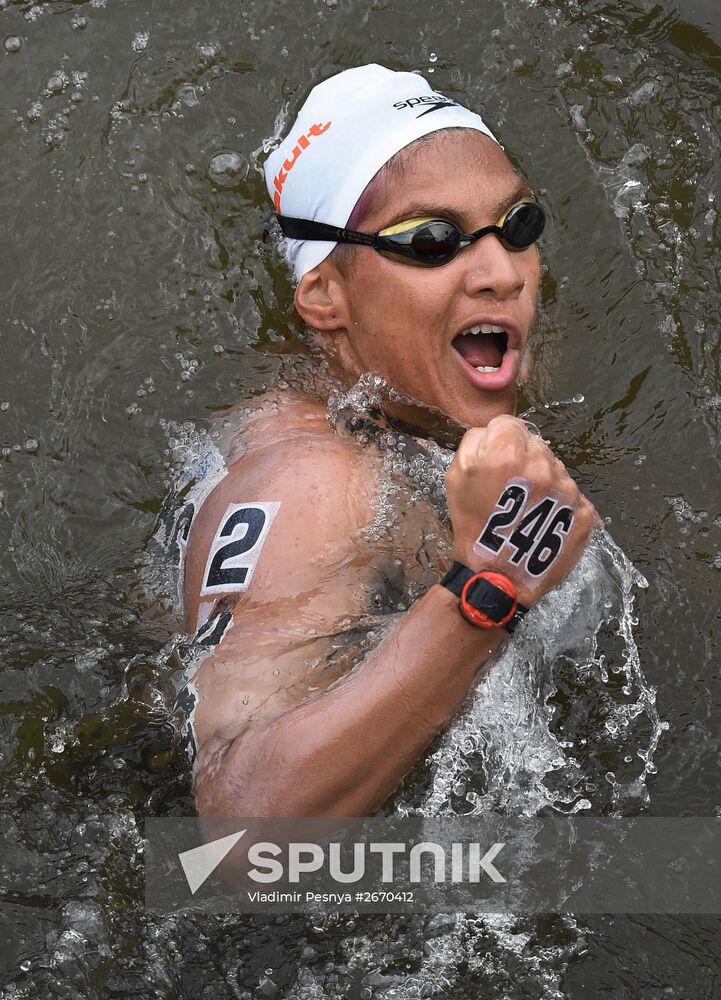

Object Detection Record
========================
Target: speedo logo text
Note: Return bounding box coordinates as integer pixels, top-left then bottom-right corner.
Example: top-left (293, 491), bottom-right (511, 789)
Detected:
top-left (273, 121), bottom-right (332, 211)
top-left (393, 94), bottom-right (459, 115)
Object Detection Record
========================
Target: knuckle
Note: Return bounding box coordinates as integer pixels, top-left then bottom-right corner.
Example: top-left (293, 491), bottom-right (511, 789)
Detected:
top-left (525, 459), bottom-right (552, 490)
top-left (486, 414), bottom-right (526, 443)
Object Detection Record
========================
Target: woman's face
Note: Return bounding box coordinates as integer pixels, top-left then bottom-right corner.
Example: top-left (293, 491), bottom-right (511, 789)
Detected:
top-left (308, 130), bottom-right (542, 431)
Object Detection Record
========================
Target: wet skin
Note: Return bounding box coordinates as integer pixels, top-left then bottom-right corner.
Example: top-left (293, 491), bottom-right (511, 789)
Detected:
top-left (181, 132), bottom-right (597, 817)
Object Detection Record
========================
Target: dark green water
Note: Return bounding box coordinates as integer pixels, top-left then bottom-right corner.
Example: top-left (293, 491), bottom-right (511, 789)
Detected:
top-left (1, 0), bottom-right (720, 996)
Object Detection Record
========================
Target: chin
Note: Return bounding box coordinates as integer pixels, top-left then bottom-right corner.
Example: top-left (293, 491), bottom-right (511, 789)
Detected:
top-left (454, 390), bottom-right (517, 430)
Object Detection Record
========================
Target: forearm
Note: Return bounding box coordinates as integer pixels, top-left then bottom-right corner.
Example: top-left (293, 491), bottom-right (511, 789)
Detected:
top-left (197, 584), bottom-right (507, 817)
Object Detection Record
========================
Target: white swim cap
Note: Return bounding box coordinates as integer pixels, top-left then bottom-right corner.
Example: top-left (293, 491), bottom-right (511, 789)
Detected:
top-left (263, 63), bottom-right (500, 280)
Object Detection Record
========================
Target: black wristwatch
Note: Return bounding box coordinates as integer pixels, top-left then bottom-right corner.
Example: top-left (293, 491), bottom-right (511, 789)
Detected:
top-left (440, 561), bottom-right (528, 634)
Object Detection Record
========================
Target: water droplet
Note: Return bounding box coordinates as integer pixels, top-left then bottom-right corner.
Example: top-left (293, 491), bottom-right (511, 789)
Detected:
top-left (0, 401), bottom-right (8, 411)
top-left (4, 35), bottom-right (22, 53)
top-left (47, 74), bottom-right (66, 95)
top-left (213, 343), bottom-right (224, 354)
top-left (207, 151), bottom-right (248, 189)
top-left (429, 52), bottom-right (437, 63)
top-left (71, 15), bottom-right (88, 29)
top-left (19, 960), bottom-right (31, 971)
top-left (24, 438), bottom-right (39, 453)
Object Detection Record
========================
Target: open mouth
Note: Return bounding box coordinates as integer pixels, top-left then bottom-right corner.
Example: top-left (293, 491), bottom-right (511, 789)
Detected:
top-left (451, 324), bottom-right (508, 373)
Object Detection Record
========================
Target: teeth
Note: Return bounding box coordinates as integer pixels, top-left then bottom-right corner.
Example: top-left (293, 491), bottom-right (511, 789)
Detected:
top-left (464, 324), bottom-right (506, 336)
top-left (476, 365), bottom-right (502, 372)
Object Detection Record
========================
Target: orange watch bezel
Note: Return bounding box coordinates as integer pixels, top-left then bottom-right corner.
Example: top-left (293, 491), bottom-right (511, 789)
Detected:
top-left (459, 571), bottom-right (519, 629)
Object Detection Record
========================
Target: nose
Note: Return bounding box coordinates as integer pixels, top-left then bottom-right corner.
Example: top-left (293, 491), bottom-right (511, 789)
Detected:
top-left (461, 233), bottom-right (527, 301)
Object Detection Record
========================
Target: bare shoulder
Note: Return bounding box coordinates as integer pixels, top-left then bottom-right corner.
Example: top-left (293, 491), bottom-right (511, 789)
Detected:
top-left (183, 396), bottom-right (380, 632)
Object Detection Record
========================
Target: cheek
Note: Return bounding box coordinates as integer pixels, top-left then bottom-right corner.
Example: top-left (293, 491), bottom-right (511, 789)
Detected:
top-left (524, 249), bottom-right (542, 296)
top-left (350, 265), bottom-right (445, 337)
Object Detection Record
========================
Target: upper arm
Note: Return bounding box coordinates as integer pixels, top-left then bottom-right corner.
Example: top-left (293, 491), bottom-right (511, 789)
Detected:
top-left (180, 440), bottom-right (381, 777)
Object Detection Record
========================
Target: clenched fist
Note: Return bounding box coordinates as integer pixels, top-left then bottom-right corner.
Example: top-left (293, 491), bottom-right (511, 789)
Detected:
top-left (445, 414), bottom-right (599, 609)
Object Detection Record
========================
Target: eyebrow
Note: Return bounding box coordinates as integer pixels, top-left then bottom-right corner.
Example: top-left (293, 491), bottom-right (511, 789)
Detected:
top-left (377, 181), bottom-right (534, 232)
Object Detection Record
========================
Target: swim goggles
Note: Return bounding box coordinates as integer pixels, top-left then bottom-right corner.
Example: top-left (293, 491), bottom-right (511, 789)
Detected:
top-left (275, 198), bottom-right (545, 268)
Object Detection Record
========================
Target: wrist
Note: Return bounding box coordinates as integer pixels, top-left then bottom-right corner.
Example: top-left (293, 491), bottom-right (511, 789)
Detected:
top-left (452, 552), bottom-right (538, 611)
top-left (432, 583), bottom-right (507, 645)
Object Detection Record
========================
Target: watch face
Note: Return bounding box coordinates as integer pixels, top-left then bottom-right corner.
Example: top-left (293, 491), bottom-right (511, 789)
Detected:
top-left (460, 572), bottom-right (518, 629)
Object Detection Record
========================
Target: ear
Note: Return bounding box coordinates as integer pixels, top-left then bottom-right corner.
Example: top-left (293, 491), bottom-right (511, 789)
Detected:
top-left (293, 261), bottom-right (348, 331)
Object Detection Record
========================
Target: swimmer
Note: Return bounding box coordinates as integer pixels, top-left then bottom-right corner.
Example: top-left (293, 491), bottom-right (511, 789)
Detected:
top-left (179, 64), bottom-right (600, 816)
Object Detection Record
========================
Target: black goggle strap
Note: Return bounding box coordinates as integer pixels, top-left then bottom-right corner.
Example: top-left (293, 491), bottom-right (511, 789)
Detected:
top-left (275, 214), bottom-right (377, 247)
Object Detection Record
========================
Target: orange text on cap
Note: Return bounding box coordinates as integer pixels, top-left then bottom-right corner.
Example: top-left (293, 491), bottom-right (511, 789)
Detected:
top-left (273, 122), bottom-right (332, 212)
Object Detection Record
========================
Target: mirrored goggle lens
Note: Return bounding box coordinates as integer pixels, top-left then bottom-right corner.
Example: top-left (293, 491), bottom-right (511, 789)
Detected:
top-left (501, 201), bottom-right (545, 248)
top-left (404, 222), bottom-right (461, 262)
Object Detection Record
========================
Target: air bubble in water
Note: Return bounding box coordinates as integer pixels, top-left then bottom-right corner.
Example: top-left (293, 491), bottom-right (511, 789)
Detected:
top-left (47, 74), bottom-right (66, 95)
top-left (71, 15), bottom-right (87, 28)
top-left (197, 42), bottom-right (221, 63)
top-left (207, 151), bottom-right (248, 189)
top-left (24, 438), bottom-right (39, 452)
top-left (4, 35), bottom-right (22, 53)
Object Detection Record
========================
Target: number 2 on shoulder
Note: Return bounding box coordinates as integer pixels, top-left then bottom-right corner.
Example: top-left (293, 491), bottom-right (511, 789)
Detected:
top-left (200, 501), bottom-right (280, 596)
